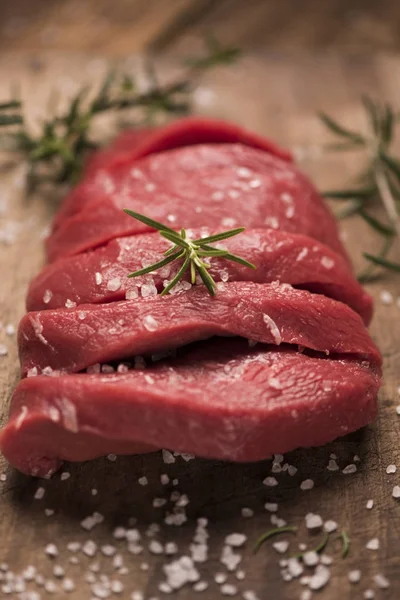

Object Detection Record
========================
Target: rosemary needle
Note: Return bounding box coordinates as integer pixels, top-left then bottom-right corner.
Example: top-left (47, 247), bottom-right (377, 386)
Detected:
top-left (253, 526), bottom-right (297, 554)
top-left (339, 530), bottom-right (350, 559)
top-left (123, 209), bottom-right (256, 296)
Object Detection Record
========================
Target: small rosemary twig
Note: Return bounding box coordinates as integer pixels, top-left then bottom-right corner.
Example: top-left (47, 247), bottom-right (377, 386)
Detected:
top-left (123, 210), bottom-right (255, 297)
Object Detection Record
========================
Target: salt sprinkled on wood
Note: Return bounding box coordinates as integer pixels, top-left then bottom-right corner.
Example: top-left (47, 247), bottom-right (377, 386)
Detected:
top-left (300, 479), bottom-right (314, 491)
top-left (348, 569), bottom-right (361, 583)
top-left (366, 538), bottom-right (379, 550)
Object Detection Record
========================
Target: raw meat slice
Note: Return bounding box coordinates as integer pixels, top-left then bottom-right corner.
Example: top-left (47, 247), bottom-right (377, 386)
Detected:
top-left (27, 228), bottom-right (372, 323)
top-left (0, 338), bottom-right (380, 477)
top-left (55, 117), bottom-right (292, 228)
top-left (19, 282), bottom-right (381, 376)
top-left (46, 144), bottom-right (348, 262)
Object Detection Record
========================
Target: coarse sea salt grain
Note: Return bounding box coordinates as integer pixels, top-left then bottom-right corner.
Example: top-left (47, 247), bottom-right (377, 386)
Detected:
top-left (264, 502), bottom-right (278, 512)
top-left (45, 544), bottom-right (58, 558)
top-left (303, 551), bottom-right (319, 567)
top-left (263, 476), bottom-right (278, 487)
top-left (342, 464), bottom-right (357, 474)
top-left (348, 569), bottom-right (361, 583)
top-left (308, 565), bottom-right (330, 590)
top-left (386, 464), bottom-right (397, 474)
top-left (241, 507), bottom-right (254, 518)
top-left (300, 479), bottom-right (314, 491)
top-left (107, 277), bottom-right (121, 292)
top-left (225, 533), bottom-right (246, 548)
top-left (162, 449), bottom-right (175, 464)
top-left (327, 459), bottom-right (339, 471)
top-left (364, 590), bottom-right (375, 599)
top-left (34, 487), bottom-right (45, 500)
top-left (366, 538), bottom-right (380, 550)
top-left (43, 289), bottom-right (53, 304)
top-left (305, 513), bottom-right (323, 529)
top-left (324, 520), bottom-right (338, 533)
top-left (0, 344), bottom-right (8, 356)
top-left (220, 583), bottom-right (237, 596)
top-left (273, 541), bottom-right (289, 554)
top-left (138, 476), bottom-right (148, 486)
top-left (143, 315), bottom-right (158, 331)
top-left (366, 499), bottom-right (374, 509)
top-left (380, 290), bottom-right (393, 305)
top-left (95, 272), bottom-right (102, 285)
top-left (287, 557), bottom-right (303, 578)
top-left (392, 485), bottom-right (400, 498)
top-left (65, 299), bottom-right (76, 308)
top-left (374, 574), bottom-right (390, 589)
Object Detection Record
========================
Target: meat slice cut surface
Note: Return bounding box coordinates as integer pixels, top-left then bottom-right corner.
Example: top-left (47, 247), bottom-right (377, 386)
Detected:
top-left (19, 282), bottom-right (381, 376)
top-left (28, 228), bottom-right (372, 323)
top-left (0, 338), bottom-right (380, 477)
top-left (55, 117), bottom-right (292, 228)
top-left (46, 144), bottom-right (348, 262)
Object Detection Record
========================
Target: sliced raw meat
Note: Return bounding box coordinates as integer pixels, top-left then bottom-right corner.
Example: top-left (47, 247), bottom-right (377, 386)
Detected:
top-left (0, 338), bottom-right (380, 477)
top-left (28, 228), bottom-right (372, 323)
top-left (46, 144), bottom-right (348, 262)
top-left (19, 282), bottom-right (380, 376)
top-left (56, 117), bottom-right (292, 228)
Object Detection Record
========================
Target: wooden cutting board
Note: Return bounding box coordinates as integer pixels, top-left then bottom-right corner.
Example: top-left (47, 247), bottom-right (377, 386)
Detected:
top-left (0, 52), bottom-right (399, 600)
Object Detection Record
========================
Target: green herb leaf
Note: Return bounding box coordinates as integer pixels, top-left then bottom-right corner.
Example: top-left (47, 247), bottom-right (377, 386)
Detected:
top-left (192, 227), bottom-right (245, 244)
top-left (127, 250), bottom-right (184, 278)
top-left (363, 252), bottom-right (400, 273)
top-left (161, 254), bottom-right (191, 296)
top-left (323, 188), bottom-right (373, 200)
top-left (123, 209), bottom-right (177, 235)
top-left (335, 199), bottom-right (364, 220)
top-left (339, 530), bottom-right (350, 559)
top-left (253, 526), bottom-right (297, 554)
top-left (319, 112), bottom-right (365, 144)
top-left (0, 114), bottom-right (23, 126)
top-left (359, 209), bottom-right (395, 236)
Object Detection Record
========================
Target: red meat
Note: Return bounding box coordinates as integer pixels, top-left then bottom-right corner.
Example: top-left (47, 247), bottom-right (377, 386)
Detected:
top-left (19, 282), bottom-right (380, 376)
top-left (27, 228), bottom-right (372, 323)
top-left (0, 338), bottom-right (380, 477)
top-left (46, 143), bottom-right (348, 262)
top-left (55, 117), bottom-right (292, 228)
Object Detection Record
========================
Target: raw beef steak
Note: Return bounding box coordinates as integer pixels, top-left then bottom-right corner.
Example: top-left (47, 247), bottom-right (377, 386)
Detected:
top-left (19, 282), bottom-right (380, 376)
top-left (1, 338), bottom-right (380, 477)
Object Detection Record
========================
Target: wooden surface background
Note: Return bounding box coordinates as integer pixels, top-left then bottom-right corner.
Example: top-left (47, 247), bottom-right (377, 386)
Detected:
top-left (0, 2), bottom-right (400, 599)
top-left (0, 50), bottom-right (399, 600)
top-left (1, 0), bottom-right (400, 56)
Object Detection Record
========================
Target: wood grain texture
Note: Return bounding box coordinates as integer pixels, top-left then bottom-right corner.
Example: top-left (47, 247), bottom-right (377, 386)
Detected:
top-left (0, 52), bottom-right (400, 599)
top-left (1, 0), bottom-right (400, 56)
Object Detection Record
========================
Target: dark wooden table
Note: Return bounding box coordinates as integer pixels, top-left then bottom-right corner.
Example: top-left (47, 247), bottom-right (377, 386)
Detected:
top-left (0, 41), bottom-right (400, 600)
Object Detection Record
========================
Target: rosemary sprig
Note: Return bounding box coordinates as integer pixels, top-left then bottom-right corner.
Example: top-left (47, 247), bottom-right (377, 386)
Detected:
top-left (253, 526), bottom-right (297, 553)
top-left (320, 96), bottom-right (400, 281)
top-left (0, 36), bottom-right (240, 188)
top-left (123, 210), bottom-right (255, 296)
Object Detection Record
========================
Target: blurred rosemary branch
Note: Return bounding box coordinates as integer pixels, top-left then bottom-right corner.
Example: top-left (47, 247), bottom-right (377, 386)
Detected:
top-left (320, 97), bottom-right (400, 282)
top-left (0, 35), bottom-right (240, 189)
